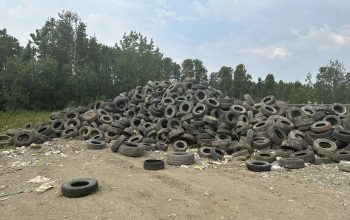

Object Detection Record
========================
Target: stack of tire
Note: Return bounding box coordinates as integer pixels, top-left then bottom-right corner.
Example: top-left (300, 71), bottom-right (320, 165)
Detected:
top-left (0, 78), bottom-right (349, 170)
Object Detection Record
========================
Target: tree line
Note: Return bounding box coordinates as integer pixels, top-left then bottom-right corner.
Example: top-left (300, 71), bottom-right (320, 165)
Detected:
top-left (0, 11), bottom-right (349, 111)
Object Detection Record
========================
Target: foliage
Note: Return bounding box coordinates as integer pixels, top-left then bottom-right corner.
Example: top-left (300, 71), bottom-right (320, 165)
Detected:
top-left (0, 10), bottom-right (349, 112)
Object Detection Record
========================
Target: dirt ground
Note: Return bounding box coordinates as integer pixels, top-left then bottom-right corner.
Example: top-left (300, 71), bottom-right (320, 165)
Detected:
top-left (0, 139), bottom-right (349, 220)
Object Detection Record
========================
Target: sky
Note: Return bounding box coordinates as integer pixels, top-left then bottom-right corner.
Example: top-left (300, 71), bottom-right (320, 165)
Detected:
top-left (1, 0), bottom-right (350, 82)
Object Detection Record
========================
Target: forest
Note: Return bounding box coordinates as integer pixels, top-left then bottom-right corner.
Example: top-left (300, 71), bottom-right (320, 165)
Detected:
top-left (0, 11), bottom-right (349, 111)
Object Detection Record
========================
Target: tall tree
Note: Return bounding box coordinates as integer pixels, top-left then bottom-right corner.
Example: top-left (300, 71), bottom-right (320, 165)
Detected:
top-left (181, 59), bottom-right (208, 83)
top-left (217, 66), bottom-right (233, 96)
top-left (233, 64), bottom-right (252, 99)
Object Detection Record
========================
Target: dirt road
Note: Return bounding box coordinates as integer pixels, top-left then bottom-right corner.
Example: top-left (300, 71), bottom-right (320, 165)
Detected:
top-left (0, 139), bottom-right (349, 220)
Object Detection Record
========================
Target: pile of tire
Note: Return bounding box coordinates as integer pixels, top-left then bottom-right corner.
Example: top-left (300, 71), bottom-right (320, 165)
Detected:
top-left (0, 78), bottom-right (349, 169)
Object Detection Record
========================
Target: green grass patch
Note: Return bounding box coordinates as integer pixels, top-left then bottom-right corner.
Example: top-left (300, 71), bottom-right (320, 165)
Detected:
top-left (0, 111), bottom-right (51, 132)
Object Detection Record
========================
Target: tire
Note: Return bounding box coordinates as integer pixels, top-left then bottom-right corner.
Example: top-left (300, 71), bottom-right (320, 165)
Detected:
top-left (87, 139), bottom-right (106, 150)
top-left (323, 115), bottom-right (342, 127)
top-left (61, 128), bottom-right (78, 138)
top-left (61, 178), bottom-right (98, 198)
top-left (167, 152), bottom-right (195, 165)
top-left (198, 146), bottom-right (212, 158)
top-left (275, 117), bottom-right (294, 132)
top-left (246, 160), bottom-right (271, 172)
top-left (78, 126), bottom-right (91, 139)
top-left (331, 103), bottom-right (347, 115)
top-left (35, 132), bottom-right (52, 143)
top-left (0, 134), bottom-right (12, 147)
top-left (168, 128), bottom-right (185, 141)
top-left (51, 119), bottom-right (65, 133)
top-left (13, 130), bottom-right (35, 146)
top-left (336, 150), bottom-right (350, 161)
top-left (118, 142), bottom-right (144, 157)
top-left (244, 94), bottom-right (255, 106)
top-left (261, 104), bottom-right (277, 116)
top-left (128, 135), bottom-right (143, 143)
top-left (314, 155), bottom-right (333, 165)
top-left (254, 151), bottom-right (276, 163)
top-left (275, 149), bottom-right (294, 158)
top-left (253, 121), bottom-right (271, 132)
top-left (332, 129), bottom-right (350, 142)
top-left (252, 136), bottom-right (271, 150)
top-left (290, 150), bottom-right (315, 163)
top-left (311, 121), bottom-right (332, 133)
top-left (83, 110), bottom-right (98, 122)
top-left (338, 161), bottom-right (350, 172)
top-left (143, 159), bottom-right (165, 170)
top-left (156, 142), bottom-right (168, 151)
top-left (203, 115), bottom-right (219, 125)
top-left (36, 124), bottom-right (52, 136)
top-left (261, 95), bottom-right (275, 105)
top-left (210, 148), bottom-right (227, 161)
top-left (267, 126), bottom-right (287, 145)
top-left (313, 139), bottom-right (337, 153)
top-left (278, 158), bottom-right (305, 169)
top-left (173, 140), bottom-right (188, 152)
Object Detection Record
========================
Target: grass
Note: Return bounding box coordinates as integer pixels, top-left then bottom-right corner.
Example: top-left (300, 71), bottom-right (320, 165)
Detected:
top-left (0, 111), bottom-right (51, 133)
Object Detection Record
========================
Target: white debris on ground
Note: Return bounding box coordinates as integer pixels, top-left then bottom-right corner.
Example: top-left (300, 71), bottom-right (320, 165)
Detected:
top-left (27, 176), bottom-right (51, 184)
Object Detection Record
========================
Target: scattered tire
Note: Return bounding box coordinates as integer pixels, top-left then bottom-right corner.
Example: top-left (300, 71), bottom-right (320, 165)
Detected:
top-left (87, 139), bottom-right (106, 150)
top-left (167, 152), bottom-right (195, 166)
top-left (61, 178), bottom-right (98, 198)
top-left (13, 130), bottom-right (35, 146)
top-left (246, 160), bottom-right (271, 172)
top-left (143, 159), bottom-right (165, 170)
top-left (118, 142), bottom-right (144, 157)
top-left (278, 158), bottom-right (305, 169)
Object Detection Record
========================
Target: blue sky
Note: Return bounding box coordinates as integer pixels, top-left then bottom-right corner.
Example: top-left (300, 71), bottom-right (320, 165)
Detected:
top-left (1, 0), bottom-right (350, 82)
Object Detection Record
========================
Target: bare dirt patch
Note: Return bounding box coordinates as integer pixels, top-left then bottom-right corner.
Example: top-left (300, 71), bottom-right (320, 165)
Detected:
top-left (0, 139), bottom-right (349, 220)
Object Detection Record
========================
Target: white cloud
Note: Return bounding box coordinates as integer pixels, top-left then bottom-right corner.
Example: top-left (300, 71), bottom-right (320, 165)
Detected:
top-left (240, 45), bottom-right (290, 61)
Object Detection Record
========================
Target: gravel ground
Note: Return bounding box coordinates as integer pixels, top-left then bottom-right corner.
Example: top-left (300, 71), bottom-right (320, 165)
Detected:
top-left (0, 138), bottom-right (350, 220)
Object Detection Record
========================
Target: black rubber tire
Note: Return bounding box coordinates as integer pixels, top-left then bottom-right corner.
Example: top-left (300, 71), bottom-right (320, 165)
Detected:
top-left (252, 136), bottom-right (271, 150)
top-left (311, 121), bottom-right (332, 133)
top-left (278, 158), bottom-right (305, 169)
top-left (118, 142), bottom-right (145, 157)
top-left (0, 134), bottom-right (13, 147)
top-left (313, 139), bottom-right (337, 153)
top-left (210, 148), bottom-right (228, 161)
top-left (36, 124), bottom-right (52, 136)
top-left (128, 135), bottom-right (143, 143)
top-left (61, 128), bottom-right (79, 138)
top-left (83, 110), bottom-right (98, 122)
top-left (336, 150), bottom-right (350, 161)
top-left (314, 155), bottom-right (333, 165)
top-left (261, 95), bottom-right (275, 105)
top-left (254, 151), bottom-right (276, 163)
top-left (87, 139), bottom-right (106, 150)
top-left (173, 140), bottom-right (188, 152)
top-left (156, 142), bottom-right (168, 151)
top-left (246, 160), bottom-right (271, 172)
top-left (332, 129), bottom-right (350, 142)
top-left (35, 132), bottom-right (52, 143)
top-left (78, 126), bottom-right (91, 139)
top-left (51, 119), bottom-right (65, 133)
top-left (143, 159), bottom-right (165, 170)
top-left (13, 130), bottom-right (35, 146)
top-left (203, 115), bottom-right (219, 125)
top-left (198, 146), bottom-right (212, 158)
top-left (290, 150), bottom-right (315, 163)
top-left (167, 152), bottom-right (195, 166)
top-left (324, 115), bottom-right (342, 127)
top-left (267, 126), bottom-right (287, 145)
top-left (61, 178), bottom-right (98, 198)
top-left (110, 135), bottom-right (126, 152)
top-left (192, 103), bottom-right (208, 117)
top-left (275, 117), bottom-right (294, 132)
top-left (331, 103), bottom-right (347, 115)
top-left (275, 149), bottom-right (294, 158)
